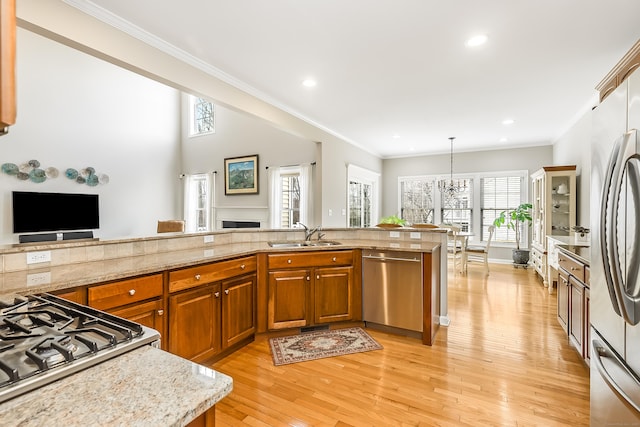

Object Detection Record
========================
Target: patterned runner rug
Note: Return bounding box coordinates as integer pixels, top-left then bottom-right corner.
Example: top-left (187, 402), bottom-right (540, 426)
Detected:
top-left (269, 327), bottom-right (383, 366)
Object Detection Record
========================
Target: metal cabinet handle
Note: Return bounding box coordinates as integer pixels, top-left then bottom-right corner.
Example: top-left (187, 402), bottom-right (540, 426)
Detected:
top-left (332, 257), bottom-right (337, 262)
top-left (225, 289), bottom-right (229, 295)
top-left (128, 289), bottom-right (136, 296)
top-left (306, 276), bottom-right (310, 281)
top-left (287, 259), bottom-right (292, 264)
top-left (240, 264), bottom-right (246, 269)
top-left (214, 291), bottom-right (220, 298)
top-left (316, 275), bottom-right (320, 280)
top-left (195, 274), bottom-right (201, 280)
top-left (571, 267), bottom-right (578, 271)
top-left (157, 309), bottom-right (164, 316)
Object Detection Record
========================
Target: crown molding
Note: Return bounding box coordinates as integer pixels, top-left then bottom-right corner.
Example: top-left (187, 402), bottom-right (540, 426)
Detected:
top-left (61, 0), bottom-right (379, 158)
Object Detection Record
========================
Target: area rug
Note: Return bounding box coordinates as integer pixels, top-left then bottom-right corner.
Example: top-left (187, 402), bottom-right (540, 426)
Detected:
top-left (269, 327), bottom-right (383, 366)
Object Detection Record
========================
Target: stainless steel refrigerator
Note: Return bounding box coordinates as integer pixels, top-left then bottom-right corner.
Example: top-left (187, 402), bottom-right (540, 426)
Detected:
top-left (591, 68), bottom-right (640, 424)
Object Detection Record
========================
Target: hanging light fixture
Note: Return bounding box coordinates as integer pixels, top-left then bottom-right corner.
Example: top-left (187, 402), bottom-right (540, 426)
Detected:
top-left (438, 137), bottom-right (467, 196)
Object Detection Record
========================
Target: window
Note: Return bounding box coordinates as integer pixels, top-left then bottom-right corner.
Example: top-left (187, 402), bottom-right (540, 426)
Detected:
top-left (280, 171), bottom-right (301, 228)
top-left (398, 171), bottom-right (527, 244)
top-left (349, 180), bottom-right (372, 227)
top-left (399, 178), bottom-right (434, 224)
top-left (183, 173), bottom-right (211, 232)
top-left (347, 165), bottom-right (379, 228)
top-left (481, 176), bottom-right (524, 243)
top-left (441, 179), bottom-right (473, 232)
top-left (269, 164), bottom-right (314, 229)
top-left (189, 95), bottom-right (215, 136)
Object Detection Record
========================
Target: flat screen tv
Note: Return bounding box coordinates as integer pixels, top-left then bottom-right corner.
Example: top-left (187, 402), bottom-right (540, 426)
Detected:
top-left (12, 191), bottom-right (99, 233)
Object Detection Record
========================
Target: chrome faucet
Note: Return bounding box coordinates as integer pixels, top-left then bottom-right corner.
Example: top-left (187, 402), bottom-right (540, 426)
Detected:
top-left (297, 222), bottom-right (322, 241)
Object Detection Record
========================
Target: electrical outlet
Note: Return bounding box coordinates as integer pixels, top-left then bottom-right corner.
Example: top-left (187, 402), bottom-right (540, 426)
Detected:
top-left (26, 251), bottom-right (51, 265)
top-left (203, 249), bottom-right (215, 257)
top-left (204, 235), bottom-right (214, 243)
top-left (411, 243), bottom-right (421, 249)
top-left (389, 231), bottom-right (400, 238)
top-left (341, 208), bottom-right (346, 216)
top-left (390, 243), bottom-right (400, 248)
top-left (328, 209), bottom-right (333, 216)
top-left (27, 272), bottom-right (51, 286)
top-left (410, 232), bottom-right (421, 239)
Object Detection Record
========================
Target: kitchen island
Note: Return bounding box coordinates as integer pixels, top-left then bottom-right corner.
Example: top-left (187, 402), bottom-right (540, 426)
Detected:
top-left (0, 346), bottom-right (232, 427)
top-left (0, 227), bottom-right (447, 424)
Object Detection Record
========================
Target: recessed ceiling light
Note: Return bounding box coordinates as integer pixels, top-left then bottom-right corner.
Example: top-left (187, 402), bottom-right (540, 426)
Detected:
top-left (466, 34), bottom-right (488, 47)
top-left (499, 137), bottom-right (508, 143)
top-left (392, 134), bottom-right (401, 139)
top-left (502, 119), bottom-right (515, 125)
top-left (302, 78), bottom-right (317, 88)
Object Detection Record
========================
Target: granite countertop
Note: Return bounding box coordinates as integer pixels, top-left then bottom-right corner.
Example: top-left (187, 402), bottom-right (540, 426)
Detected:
top-left (557, 244), bottom-right (590, 266)
top-left (0, 346), bottom-right (232, 427)
top-left (0, 239), bottom-right (441, 296)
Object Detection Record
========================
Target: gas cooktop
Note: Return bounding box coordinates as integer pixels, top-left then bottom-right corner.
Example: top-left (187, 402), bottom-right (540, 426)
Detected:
top-left (0, 293), bottom-right (160, 404)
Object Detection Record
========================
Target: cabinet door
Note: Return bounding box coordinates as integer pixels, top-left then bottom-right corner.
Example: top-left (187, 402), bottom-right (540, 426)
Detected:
top-left (557, 271), bottom-right (570, 334)
top-left (0, 0), bottom-right (16, 131)
top-left (221, 274), bottom-right (256, 349)
top-left (109, 299), bottom-right (166, 349)
top-left (569, 277), bottom-right (584, 354)
top-left (268, 269), bottom-right (310, 329)
top-left (169, 284), bottom-right (221, 362)
top-left (314, 266), bottom-right (353, 324)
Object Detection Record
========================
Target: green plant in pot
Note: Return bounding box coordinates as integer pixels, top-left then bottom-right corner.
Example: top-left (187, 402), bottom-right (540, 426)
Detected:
top-left (378, 214), bottom-right (407, 227)
top-left (492, 203), bottom-right (533, 265)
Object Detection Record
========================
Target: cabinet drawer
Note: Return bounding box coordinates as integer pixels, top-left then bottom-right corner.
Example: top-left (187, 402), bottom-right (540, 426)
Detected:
top-left (169, 255), bottom-right (256, 293)
top-left (268, 250), bottom-right (353, 269)
top-left (88, 274), bottom-right (163, 311)
top-left (558, 252), bottom-right (584, 282)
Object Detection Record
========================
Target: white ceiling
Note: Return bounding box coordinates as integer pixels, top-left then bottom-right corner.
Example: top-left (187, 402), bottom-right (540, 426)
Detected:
top-left (66, 0), bottom-right (640, 158)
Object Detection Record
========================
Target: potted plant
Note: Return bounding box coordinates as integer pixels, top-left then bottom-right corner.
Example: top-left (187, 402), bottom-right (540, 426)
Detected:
top-left (492, 203), bottom-right (533, 265)
top-left (377, 214), bottom-right (407, 228)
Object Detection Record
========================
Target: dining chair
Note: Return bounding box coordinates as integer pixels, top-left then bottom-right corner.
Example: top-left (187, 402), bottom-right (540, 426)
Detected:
top-left (157, 220), bottom-right (185, 233)
top-left (462, 225), bottom-right (495, 274)
top-left (439, 224), bottom-right (464, 273)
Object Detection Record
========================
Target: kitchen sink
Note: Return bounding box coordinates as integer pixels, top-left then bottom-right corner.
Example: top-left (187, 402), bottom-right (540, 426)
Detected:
top-left (267, 240), bottom-right (341, 248)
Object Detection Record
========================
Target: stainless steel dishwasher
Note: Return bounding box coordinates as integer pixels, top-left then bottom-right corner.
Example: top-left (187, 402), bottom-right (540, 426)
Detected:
top-left (362, 250), bottom-right (423, 332)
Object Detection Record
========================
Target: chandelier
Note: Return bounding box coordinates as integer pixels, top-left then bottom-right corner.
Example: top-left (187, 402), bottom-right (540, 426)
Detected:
top-left (438, 137), bottom-right (467, 196)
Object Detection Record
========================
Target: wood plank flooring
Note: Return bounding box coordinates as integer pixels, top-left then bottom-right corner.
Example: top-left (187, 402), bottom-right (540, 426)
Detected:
top-left (211, 264), bottom-right (590, 426)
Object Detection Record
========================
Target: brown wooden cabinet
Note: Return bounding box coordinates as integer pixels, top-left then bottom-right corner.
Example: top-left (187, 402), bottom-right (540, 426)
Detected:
top-left (557, 269), bottom-right (570, 334)
top-left (87, 274), bottom-right (166, 349)
top-left (51, 287), bottom-right (87, 305)
top-left (168, 256), bottom-right (257, 362)
top-left (569, 275), bottom-right (585, 354)
top-left (169, 283), bottom-right (221, 362)
top-left (268, 268), bottom-right (310, 329)
top-left (314, 266), bottom-right (353, 324)
top-left (597, 40), bottom-right (640, 102)
top-left (557, 249), bottom-right (590, 364)
top-left (267, 250), bottom-right (356, 330)
top-left (0, 0), bottom-right (16, 133)
top-left (221, 273), bottom-right (256, 349)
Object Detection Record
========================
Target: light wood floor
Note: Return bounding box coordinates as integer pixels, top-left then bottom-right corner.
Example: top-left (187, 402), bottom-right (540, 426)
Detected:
top-left (211, 264), bottom-right (590, 426)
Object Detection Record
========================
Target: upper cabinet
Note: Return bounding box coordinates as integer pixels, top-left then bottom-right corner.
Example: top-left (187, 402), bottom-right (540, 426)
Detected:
top-left (596, 39), bottom-right (640, 103)
top-left (0, 0), bottom-right (16, 134)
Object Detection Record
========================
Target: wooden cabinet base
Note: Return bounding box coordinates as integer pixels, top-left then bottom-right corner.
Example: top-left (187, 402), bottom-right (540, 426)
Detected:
top-left (186, 406), bottom-right (215, 427)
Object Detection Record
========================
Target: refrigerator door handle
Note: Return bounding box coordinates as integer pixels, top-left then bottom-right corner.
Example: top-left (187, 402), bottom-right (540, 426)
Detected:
top-left (601, 133), bottom-right (624, 317)
top-left (604, 130), bottom-right (640, 324)
top-left (593, 337), bottom-right (640, 413)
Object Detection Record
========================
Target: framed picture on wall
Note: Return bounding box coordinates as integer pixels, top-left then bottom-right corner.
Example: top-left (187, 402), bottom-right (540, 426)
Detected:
top-left (224, 154), bottom-right (259, 195)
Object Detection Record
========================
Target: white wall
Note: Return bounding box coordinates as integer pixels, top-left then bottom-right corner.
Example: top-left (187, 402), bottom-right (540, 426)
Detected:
top-left (180, 96), bottom-right (318, 227)
top-left (0, 29), bottom-right (181, 244)
top-left (16, 0), bottom-right (383, 232)
top-left (552, 110), bottom-right (592, 227)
